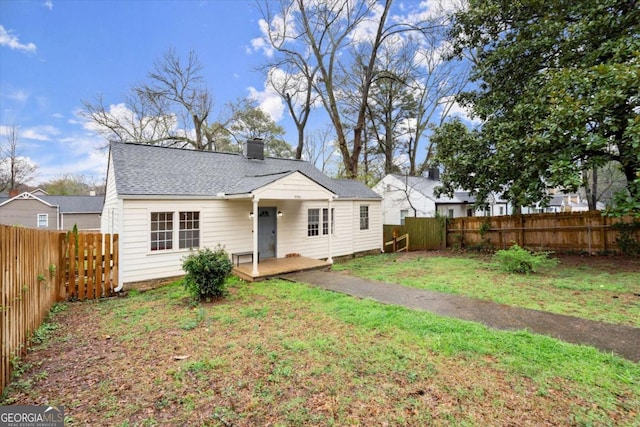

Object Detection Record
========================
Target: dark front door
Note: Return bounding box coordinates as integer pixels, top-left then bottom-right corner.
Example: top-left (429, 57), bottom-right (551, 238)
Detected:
top-left (258, 207), bottom-right (277, 259)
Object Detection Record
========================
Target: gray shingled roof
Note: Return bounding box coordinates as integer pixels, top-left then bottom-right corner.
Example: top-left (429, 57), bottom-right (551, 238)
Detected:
top-left (0, 194), bottom-right (104, 212)
top-left (111, 142), bottom-right (380, 199)
top-left (41, 195), bottom-right (104, 213)
top-left (390, 174), bottom-right (481, 204)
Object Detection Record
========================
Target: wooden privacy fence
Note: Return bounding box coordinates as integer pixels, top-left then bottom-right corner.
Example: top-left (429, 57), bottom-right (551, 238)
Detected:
top-left (383, 217), bottom-right (446, 251)
top-left (62, 232), bottom-right (119, 301)
top-left (1, 225), bottom-right (119, 394)
top-left (383, 212), bottom-right (639, 253)
top-left (447, 212), bottom-right (638, 253)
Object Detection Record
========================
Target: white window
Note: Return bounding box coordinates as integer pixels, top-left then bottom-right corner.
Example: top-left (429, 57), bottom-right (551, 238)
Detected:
top-left (448, 209), bottom-right (454, 218)
top-left (359, 205), bottom-right (369, 230)
top-left (400, 209), bottom-right (408, 225)
top-left (151, 212), bottom-right (173, 251)
top-left (37, 214), bottom-right (48, 228)
top-left (179, 211), bottom-right (200, 249)
top-left (499, 206), bottom-right (504, 215)
top-left (322, 208), bottom-right (334, 235)
top-left (151, 211), bottom-right (201, 251)
top-left (308, 209), bottom-right (319, 236)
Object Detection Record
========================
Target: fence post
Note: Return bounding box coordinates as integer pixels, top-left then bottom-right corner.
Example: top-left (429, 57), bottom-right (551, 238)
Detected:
top-left (602, 215), bottom-right (607, 252)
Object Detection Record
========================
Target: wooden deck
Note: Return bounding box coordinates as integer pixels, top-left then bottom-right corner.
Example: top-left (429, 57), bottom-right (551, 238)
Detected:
top-left (232, 256), bottom-right (331, 282)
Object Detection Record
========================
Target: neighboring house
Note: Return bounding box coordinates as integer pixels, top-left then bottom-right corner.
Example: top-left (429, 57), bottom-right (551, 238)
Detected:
top-left (102, 140), bottom-right (382, 288)
top-left (522, 193), bottom-right (605, 214)
top-left (0, 191), bottom-right (104, 230)
top-left (372, 173), bottom-right (509, 225)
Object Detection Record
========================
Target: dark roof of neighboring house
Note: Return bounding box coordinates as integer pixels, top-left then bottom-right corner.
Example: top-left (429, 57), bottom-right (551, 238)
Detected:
top-left (0, 194), bottom-right (104, 213)
top-left (110, 142), bottom-right (380, 199)
top-left (40, 195), bottom-right (104, 213)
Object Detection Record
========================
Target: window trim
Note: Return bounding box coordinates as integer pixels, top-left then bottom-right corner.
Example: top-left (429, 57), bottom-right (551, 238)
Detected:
top-left (322, 208), bottom-right (335, 236)
top-left (37, 213), bottom-right (48, 228)
top-left (359, 205), bottom-right (369, 230)
top-left (178, 211), bottom-right (200, 249)
top-left (307, 208), bottom-right (320, 237)
top-left (308, 207), bottom-right (335, 238)
top-left (400, 209), bottom-right (408, 225)
top-left (149, 210), bottom-right (201, 253)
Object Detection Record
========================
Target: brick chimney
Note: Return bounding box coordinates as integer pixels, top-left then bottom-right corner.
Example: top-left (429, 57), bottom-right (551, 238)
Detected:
top-left (244, 138), bottom-right (265, 160)
top-left (427, 168), bottom-right (440, 181)
top-left (9, 189), bottom-right (19, 197)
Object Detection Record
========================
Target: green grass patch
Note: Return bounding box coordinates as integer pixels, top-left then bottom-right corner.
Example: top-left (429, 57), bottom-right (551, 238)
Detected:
top-left (3, 279), bottom-right (638, 426)
top-left (333, 253), bottom-right (640, 327)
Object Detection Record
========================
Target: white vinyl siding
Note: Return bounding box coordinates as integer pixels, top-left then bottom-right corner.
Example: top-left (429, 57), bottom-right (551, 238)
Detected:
top-left (101, 159), bottom-right (121, 234)
top-left (117, 198), bottom-right (381, 286)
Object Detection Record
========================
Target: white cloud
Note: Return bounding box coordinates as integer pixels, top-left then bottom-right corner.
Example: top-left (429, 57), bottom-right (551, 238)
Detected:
top-left (5, 88), bottom-right (30, 103)
top-left (349, 2), bottom-right (385, 45)
top-left (20, 125), bottom-right (60, 141)
top-left (440, 95), bottom-right (481, 124)
top-left (250, 11), bottom-right (298, 58)
top-left (247, 82), bottom-right (285, 123)
top-left (29, 131), bottom-right (108, 184)
top-left (43, 1), bottom-right (53, 11)
top-left (0, 25), bottom-right (37, 54)
top-left (51, 113), bottom-right (64, 119)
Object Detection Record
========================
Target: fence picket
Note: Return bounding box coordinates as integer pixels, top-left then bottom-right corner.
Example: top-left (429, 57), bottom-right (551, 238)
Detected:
top-left (1, 226), bottom-right (119, 395)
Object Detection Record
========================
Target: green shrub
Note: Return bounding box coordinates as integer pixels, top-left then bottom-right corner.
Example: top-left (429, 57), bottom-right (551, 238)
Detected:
top-left (182, 246), bottom-right (233, 301)
top-left (493, 244), bottom-right (558, 274)
top-left (611, 221), bottom-right (640, 256)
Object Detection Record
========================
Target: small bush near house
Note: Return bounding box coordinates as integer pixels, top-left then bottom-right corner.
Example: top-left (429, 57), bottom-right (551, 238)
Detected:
top-left (182, 246), bottom-right (233, 302)
top-left (493, 244), bottom-right (559, 274)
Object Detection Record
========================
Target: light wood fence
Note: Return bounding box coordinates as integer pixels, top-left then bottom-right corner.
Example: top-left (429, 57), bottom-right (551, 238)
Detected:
top-left (1, 225), bottom-right (118, 394)
top-left (384, 212), bottom-right (639, 253)
top-left (62, 232), bottom-right (119, 301)
top-left (446, 212), bottom-right (639, 253)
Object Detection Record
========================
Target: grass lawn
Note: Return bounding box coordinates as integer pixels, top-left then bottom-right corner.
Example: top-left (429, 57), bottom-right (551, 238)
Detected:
top-left (332, 252), bottom-right (640, 327)
top-left (2, 275), bottom-right (639, 426)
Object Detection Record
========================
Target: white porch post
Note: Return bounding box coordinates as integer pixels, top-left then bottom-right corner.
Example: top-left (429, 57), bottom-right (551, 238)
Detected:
top-left (327, 197), bottom-right (333, 264)
top-left (252, 198), bottom-right (260, 276)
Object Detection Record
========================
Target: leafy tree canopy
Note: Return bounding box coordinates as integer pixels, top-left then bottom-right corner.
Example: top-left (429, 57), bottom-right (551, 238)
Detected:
top-left (435, 0), bottom-right (639, 214)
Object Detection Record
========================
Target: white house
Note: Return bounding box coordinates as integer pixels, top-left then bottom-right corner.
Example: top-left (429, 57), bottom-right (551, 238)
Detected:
top-left (102, 140), bottom-right (382, 288)
top-left (372, 173), bottom-right (509, 225)
top-left (522, 193), bottom-right (605, 214)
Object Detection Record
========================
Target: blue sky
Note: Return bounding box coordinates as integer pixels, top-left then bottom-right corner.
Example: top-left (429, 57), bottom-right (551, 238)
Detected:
top-left (1, 0), bottom-right (274, 185)
top-left (1, 0), bottom-right (469, 187)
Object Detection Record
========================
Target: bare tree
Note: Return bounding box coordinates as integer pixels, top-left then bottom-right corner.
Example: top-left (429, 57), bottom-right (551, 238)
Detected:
top-left (303, 125), bottom-right (339, 174)
top-left (257, 0), bottom-right (441, 178)
top-left (0, 125), bottom-right (38, 192)
top-left (82, 49), bottom-right (214, 151)
top-left (256, 1), bottom-right (321, 160)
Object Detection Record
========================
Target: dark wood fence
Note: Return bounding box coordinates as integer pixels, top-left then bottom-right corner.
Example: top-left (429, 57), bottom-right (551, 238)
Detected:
top-left (1, 225), bottom-right (118, 394)
top-left (383, 212), bottom-right (639, 253)
top-left (383, 217), bottom-right (446, 251)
